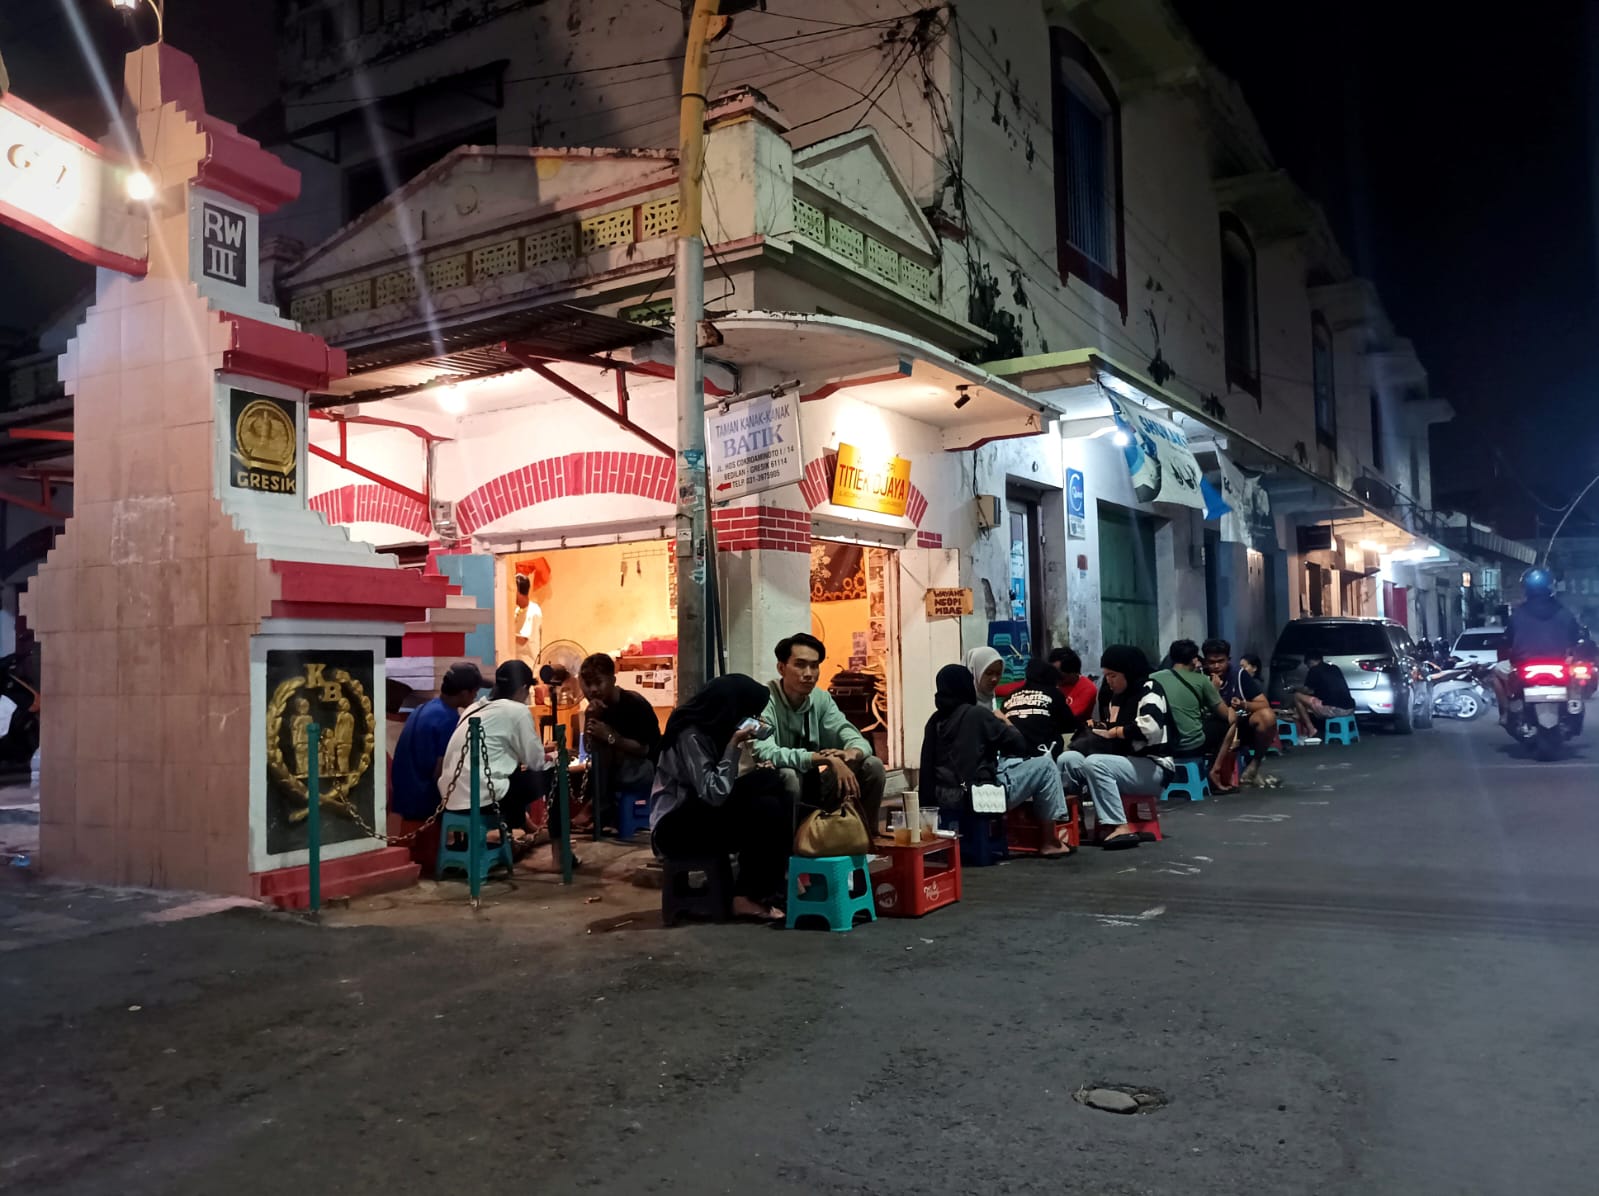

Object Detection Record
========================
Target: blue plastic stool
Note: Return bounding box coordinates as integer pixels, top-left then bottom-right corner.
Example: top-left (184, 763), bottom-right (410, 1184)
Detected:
top-left (1276, 717), bottom-right (1302, 748)
top-left (1162, 758), bottom-right (1211, 802)
top-left (1323, 715), bottom-right (1360, 745)
top-left (786, 855), bottom-right (876, 933)
top-left (436, 809), bottom-right (514, 883)
top-left (956, 809), bottom-right (1010, 868)
top-left (614, 785), bottom-right (653, 840)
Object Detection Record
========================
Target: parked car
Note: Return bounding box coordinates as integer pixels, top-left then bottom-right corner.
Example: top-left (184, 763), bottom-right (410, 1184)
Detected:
top-left (1450, 626), bottom-right (1507, 667)
top-left (1268, 617), bottom-right (1433, 734)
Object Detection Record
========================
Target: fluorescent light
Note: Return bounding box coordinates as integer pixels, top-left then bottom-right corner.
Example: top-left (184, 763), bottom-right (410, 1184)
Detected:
top-left (1112, 429), bottom-right (1130, 447)
top-left (435, 384), bottom-right (466, 415)
top-left (1359, 540), bottom-right (1383, 552)
top-left (125, 170), bottom-right (155, 202)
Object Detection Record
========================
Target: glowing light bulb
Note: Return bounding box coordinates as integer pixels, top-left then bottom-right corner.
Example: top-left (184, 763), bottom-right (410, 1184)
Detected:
top-left (1111, 429), bottom-right (1130, 448)
top-left (435, 385), bottom-right (466, 415)
top-left (125, 170), bottom-right (156, 202)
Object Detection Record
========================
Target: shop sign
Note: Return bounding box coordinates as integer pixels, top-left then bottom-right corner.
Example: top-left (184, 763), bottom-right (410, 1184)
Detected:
top-left (1106, 395), bottom-right (1204, 510)
top-left (0, 92), bottom-right (147, 273)
top-left (1066, 468), bottom-right (1086, 539)
top-left (705, 394), bottom-right (802, 501)
top-left (264, 651), bottom-right (378, 856)
top-left (925, 587), bottom-right (973, 619)
top-left (229, 389), bottom-right (299, 494)
top-left (831, 442), bottom-right (912, 517)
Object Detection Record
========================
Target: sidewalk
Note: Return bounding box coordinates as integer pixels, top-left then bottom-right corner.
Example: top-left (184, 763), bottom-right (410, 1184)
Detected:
top-left (0, 779), bottom-right (38, 866)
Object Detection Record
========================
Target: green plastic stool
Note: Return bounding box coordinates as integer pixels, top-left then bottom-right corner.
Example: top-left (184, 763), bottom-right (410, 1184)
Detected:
top-left (786, 855), bottom-right (876, 933)
top-left (1323, 715), bottom-right (1360, 745)
top-left (436, 809), bottom-right (514, 883)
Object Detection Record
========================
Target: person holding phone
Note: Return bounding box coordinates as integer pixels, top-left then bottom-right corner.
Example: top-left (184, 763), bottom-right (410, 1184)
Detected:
top-left (651, 675), bottom-right (789, 922)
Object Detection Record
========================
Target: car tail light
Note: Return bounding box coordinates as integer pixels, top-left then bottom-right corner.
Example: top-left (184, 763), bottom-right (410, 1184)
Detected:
top-left (1356, 658), bottom-right (1393, 672)
top-left (1520, 662), bottom-right (1566, 684)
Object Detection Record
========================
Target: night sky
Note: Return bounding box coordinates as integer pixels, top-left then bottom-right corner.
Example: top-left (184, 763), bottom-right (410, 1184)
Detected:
top-left (1176, 1), bottom-right (1599, 520)
top-left (5, 2), bottom-right (1595, 519)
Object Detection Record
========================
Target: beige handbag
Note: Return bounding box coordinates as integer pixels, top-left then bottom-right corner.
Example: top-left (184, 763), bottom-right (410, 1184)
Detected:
top-left (793, 798), bottom-right (871, 858)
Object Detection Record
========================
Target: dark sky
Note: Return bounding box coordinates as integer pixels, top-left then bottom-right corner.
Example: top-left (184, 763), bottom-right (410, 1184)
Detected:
top-left (5, 2), bottom-right (1595, 520)
top-left (1176, 1), bottom-right (1599, 517)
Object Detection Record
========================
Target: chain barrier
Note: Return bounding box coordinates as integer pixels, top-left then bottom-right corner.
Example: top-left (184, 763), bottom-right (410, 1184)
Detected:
top-left (331, 703), bottom-right (499, 846)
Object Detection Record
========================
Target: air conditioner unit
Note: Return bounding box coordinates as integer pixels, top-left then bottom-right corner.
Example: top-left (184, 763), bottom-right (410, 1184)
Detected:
top-left (430, 499), bottom-right (461, 546)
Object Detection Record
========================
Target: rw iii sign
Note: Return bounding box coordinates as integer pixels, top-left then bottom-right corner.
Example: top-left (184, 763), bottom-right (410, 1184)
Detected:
top-left (706, 394), bottom-right (802, 502)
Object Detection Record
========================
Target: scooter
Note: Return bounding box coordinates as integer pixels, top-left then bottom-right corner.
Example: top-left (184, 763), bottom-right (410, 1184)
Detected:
top-left (1430, 662), bottom-right (1494, 721)
top-left (1504, 658), bottom-right (1591, 760)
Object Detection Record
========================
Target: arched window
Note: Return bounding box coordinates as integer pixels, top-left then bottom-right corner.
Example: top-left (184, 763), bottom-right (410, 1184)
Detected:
top-left (1311, 312), bottom-right (1336, 447)
top-left (1050, 28), bottom-right (1126, 318)
top-left (1219, 213), bottom-right (1259, 398)
top-left (1369, 390), bottom-right (1384, 471)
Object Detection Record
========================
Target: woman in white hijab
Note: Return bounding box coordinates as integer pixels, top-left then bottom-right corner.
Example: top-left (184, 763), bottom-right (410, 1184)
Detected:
top-left (965, 645), bottom-right (1004, 709)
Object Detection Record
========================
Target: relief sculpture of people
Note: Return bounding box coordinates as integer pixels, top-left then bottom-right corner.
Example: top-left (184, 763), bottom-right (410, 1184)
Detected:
top-left (265, 651), bottom-right (379, 855)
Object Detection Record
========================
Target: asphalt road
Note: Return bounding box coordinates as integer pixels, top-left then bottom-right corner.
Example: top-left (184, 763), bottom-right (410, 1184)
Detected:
top-left (2, 717), bottom-right (1596, 1195)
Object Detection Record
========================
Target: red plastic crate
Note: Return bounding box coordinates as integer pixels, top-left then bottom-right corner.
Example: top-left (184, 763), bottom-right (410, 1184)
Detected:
top-left (872, 836), bottom-right (962, 918)
top-left (1006, 798), bottom-right (1082, 854)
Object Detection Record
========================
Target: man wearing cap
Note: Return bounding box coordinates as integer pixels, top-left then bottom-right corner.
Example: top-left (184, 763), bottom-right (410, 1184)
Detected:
top-left (389, 662), bottom-right (483, 873)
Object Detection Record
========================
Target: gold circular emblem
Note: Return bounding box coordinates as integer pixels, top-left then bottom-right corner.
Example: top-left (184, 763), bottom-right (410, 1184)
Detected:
top-left (266, 667), bottom-right (376, 821)
top-left (235, 399), bottom-right (296, 475)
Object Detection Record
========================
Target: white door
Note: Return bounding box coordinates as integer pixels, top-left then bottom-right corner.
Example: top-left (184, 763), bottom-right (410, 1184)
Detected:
top-left (896, 548), bottom-right (961, 774)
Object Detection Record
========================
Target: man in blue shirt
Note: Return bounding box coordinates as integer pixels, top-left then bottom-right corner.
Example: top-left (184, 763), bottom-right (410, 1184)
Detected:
top-left (391, 663), bottom-right (483, 871)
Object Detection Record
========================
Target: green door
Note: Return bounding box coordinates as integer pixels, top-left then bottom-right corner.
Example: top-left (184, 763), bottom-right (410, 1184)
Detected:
top-left (1098, 504), bottom-right (1159, 661)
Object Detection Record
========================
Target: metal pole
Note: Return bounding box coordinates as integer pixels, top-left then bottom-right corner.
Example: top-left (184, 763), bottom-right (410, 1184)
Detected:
top-left (673, 0), bottom-right (722, 704)
top-left (468, 716), bottom-right (482, 907)
top-left (307, 724), bottom-right (321, 915)
top-left (554, 725), bottom-right (573, 886)
top-left (1542, 470), bottom-right (1599, 567)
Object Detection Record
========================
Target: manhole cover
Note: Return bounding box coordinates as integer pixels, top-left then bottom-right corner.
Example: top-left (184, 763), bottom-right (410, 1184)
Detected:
top-left (1073, 1083), bottom-right (1167, 1114)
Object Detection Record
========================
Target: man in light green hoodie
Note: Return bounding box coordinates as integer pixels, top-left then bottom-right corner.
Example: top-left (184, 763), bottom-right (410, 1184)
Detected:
top-left (753, 632), bottom-right (886, 835)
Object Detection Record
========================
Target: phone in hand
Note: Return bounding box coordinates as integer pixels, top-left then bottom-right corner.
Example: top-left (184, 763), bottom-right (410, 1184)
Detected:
top-left (738, 717), bottom-right (774, 740)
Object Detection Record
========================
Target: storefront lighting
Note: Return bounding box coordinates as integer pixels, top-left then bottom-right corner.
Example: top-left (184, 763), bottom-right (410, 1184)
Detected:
top-left (435, 385), bottom-right (466, 415)
top-left (111, 0), bottom-right (164, 41)
top-left (1359, 540), bottom-right (1383, 552)
top-left (1112, 429), bottom-right (1130, 447)
top-left (953, 385), bottom-right (972, 410)
top-left (124, 169), bottom-right (156, 202)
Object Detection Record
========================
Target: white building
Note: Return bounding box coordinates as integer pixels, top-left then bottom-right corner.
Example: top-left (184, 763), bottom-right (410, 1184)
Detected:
top-left (237, 0), bottom-right (1490, 759)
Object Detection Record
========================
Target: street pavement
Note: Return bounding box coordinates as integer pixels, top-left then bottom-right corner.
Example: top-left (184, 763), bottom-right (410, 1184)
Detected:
top-left (1, 717), bottom-right (1596, 1195)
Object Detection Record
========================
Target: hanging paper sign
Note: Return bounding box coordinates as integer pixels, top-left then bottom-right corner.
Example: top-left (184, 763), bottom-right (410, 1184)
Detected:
top-left (1107, 395), bottom-right (1204, 510)
top-left (924, 587), bottom-right (974, 618)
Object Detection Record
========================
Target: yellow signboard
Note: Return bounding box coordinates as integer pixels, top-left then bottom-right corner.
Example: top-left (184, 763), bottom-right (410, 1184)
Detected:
top-left (831, 442), bottom-right (912, 517)
top-left (924, 588), bottom-right (973, 619)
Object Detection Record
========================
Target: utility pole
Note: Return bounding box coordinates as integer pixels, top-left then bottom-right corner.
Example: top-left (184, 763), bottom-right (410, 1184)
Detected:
top-left (673, 0), bottom-right (723, 702)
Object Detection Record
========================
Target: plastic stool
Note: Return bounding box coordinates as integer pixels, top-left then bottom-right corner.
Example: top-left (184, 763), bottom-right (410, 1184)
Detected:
top-left (1276, 717), bottom-right (1302, 747)
top-left (436, 809), bottom-right (514, 883)
top-left (661, 855), bottom-right (734, 926)
top-left (1323, 715), bottom-right (1360, 745)
top-left (614, 786), bottom-right (653, 840)
top-left (786, 855), bottom-right (876, 932)
top-left (956, 808), bottom-right (1010, 867)
top-left (1120, 793), bottom-right (1162, 841)
top-left (1162, 758), bottom-right (1211, 803)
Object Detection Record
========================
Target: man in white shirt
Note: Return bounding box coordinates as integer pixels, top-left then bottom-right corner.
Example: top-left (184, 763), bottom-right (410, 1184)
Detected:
top-left (514, 572), bottom-right (542, 671)
top-left (439, 661), bottom-right (553, 855)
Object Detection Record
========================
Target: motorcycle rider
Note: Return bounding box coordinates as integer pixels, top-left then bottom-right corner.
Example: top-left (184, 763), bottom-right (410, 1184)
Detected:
top-left (1490, 567), bottom-right (1583, 725)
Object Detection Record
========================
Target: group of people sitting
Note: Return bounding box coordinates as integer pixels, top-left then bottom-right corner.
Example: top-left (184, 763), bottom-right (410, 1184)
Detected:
top-left (390, 628), bottom-right (1286, 917)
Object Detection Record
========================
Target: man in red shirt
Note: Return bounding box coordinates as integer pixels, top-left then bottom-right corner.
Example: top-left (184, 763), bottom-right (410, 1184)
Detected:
top-left (1050, 648), bottom-right (1099, 721)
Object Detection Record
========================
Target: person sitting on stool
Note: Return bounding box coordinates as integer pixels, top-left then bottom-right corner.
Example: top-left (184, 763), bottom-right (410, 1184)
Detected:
top-left (752, 633), bottom-right (886, 835)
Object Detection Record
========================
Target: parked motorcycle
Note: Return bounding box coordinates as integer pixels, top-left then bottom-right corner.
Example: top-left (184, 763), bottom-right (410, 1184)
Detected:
top-left (1429, 662), bottom-right (1494, 721)
top-left (1503, 658), bottom-right (1591, 760)
top-left (0, 653), bottom-right (40, 773)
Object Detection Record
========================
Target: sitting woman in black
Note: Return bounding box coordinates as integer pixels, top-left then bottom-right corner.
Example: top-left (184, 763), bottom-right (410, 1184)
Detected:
top-left (650, 674), bottom-right (788, 922)
top-left (1000, 658), bottom-right (1078, 759)
top-left (919, 663), bottom-right (1071, 856)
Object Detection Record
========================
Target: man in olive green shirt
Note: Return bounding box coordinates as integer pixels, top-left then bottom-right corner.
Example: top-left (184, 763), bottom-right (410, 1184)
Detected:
top-left (752, 633), bottom-right (886, 835)
top-left (1151, 638), bottom-right (1235, 757)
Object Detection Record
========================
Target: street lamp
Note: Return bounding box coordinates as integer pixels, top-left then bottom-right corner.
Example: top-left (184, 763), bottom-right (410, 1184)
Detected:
top-left (111, 0), bottom-right (164, 43)
top-left (124, 169), bottom-right (156, 202)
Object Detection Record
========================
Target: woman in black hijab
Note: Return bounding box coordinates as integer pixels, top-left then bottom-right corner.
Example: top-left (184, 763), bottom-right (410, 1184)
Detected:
top-left (651, 674), bottom-right (788, 921)
top-left (919, 663), bottom-right (1071, 856)
top-left (1059, 645), bottom-right (1172, 849)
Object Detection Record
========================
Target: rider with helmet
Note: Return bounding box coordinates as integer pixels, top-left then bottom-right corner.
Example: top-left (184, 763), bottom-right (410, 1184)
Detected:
top-left (1491, 567), bottom-right (1583, 724)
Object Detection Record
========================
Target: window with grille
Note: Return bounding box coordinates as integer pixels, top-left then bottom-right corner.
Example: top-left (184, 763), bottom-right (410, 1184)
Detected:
top-left (1312, 313), bottom-right (1336, 448)
top-left (1050, 28), bottom-right (1126, 318)
top-left (1220, 213), bottom-right (1259, 398)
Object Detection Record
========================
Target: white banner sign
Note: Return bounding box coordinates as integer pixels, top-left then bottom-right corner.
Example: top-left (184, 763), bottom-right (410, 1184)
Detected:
top-left (706, 394), bottom-right (803, 502)
top-left (1107, 394), bottom-right (1204, 509)
top-left (0, 93), bottom-right (147, 274)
